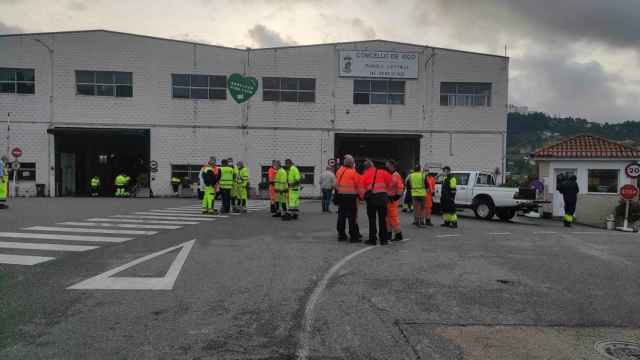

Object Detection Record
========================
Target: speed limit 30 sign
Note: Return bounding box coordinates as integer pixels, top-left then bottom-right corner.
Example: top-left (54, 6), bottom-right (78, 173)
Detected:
top-left (625, 162), bottom-right (640, 178)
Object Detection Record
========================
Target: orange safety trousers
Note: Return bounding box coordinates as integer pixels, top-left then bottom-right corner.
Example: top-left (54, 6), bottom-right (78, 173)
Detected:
top-left (422, 194), bottom-right (433, 218)
top-left (387, 200), bottom-right (401, 233)
top-left (269, 186), bottom-right (277, 204)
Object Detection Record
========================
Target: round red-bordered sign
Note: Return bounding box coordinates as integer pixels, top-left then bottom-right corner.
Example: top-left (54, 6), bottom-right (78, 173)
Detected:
top-left (11, 147), bottom-right (22, 158)
top-left (625, 162), bottom-right (640, 178)
top-left (620, 184), bottom-right (639, 200)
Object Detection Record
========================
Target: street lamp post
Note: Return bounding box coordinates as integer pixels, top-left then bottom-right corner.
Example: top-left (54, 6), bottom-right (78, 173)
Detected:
top-left (33, 38), bottom-right (55, 197)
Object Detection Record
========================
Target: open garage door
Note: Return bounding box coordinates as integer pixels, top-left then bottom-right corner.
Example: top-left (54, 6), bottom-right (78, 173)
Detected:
top-left (48, 127), bottom-right (150, 197)
top-left (334, 133), bottom-right (420, 173)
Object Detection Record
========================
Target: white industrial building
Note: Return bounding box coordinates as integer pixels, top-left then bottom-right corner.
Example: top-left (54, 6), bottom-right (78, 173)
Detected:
top-left (0, 30), bottom-right (508, 197)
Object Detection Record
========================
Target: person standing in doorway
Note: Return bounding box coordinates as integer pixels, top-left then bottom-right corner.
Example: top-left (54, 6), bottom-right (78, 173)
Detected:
top-left (558, 174), bottom-right (579, 227)
top-left (115, 173), bottom-right (126, 197)
top-left (218, 159), bottom-right (234, 213)
top-left (90, 175), bottom-right (101, 197)
top-left (0, 156), bottom-right (9, 209)
top-left (335, 155), bottom-right (362, 242)
top-left (386, 160), bottom-right (404, 241)
top-left (440, 166), bottom-right (458, 228)
top-left (171, 175), bottom-right (181, 196)
top-left (268, 160), bottom-right (278, 214)
top-left (361, 159), bottom-right (392, 245)
top-left (320, 165), bottom-right (336, 213)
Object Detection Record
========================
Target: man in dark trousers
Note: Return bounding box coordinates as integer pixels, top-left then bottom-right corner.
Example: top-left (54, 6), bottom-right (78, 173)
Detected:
top-left (335, 155), bottom-right (362, 242)
top-left (558, 174), bottom-right (579, 227)
top-left (360, 159), bottom-right (392, 245)
top-left (440, 166), bottom-right (458, 228)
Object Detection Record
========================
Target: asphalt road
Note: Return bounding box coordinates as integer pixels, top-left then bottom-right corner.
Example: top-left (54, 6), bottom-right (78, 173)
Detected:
top-left (1, 197), bottom-right (640, 360)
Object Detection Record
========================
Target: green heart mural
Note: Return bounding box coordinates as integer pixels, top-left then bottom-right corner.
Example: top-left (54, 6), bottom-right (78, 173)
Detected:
top-left (227, 73), bottom-right (258, 104)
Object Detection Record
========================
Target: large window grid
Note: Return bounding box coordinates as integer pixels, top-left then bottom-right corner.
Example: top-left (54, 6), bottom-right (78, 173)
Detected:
top-left (262, 77), bottom-right (315, 103)
top-left (588, 169), bottom-right (619, 193)
top-left (171, 165), bottom-right (203, 184)
top-left (353, 79), bottom-right (405, 105)
top-left (440, 82), bottom-right (491, 107)
top-left (76, 71), bottom-right (133, 97)
top-left (171, 74), bottom-right (227, 100)
top-left (0, 68), bottom-right (35, 94)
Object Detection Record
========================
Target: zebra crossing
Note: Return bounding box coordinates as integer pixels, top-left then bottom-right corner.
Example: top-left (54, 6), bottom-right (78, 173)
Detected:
top-left (0, 200), bottom-right (271, 266)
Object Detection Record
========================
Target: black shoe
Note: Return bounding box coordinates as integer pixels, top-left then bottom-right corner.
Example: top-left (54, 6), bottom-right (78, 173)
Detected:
top-left (272, 213), bottom-right (282, 218)
top-left (292, 213), bottom-right (299, 220)
top-left (440, 222), bottom-right (450, 227)
top-left (425, 220), bottom-right (433, 227)
top-left (282, 213), bottom-right (292, 221)
top-left (564, 221), bottom-right (571, 227)
top-left (393, 233), bottom-right (403, 241)
top-left (338, 234), bottom-right (348, 241)
top-left (364, 240), bottom-right (377, 246)
top-left (450, 222), bottom-right (458, 229)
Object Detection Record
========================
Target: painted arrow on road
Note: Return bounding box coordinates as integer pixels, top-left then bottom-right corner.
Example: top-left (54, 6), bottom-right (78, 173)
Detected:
top-left (67, 239), bottom-right (195, 290)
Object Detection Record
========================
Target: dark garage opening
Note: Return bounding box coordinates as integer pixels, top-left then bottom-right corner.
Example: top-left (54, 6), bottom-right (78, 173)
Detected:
top-left (334, 133), bottom-right (420, 173)
top-left (48, 127), bottom-right (150, 197)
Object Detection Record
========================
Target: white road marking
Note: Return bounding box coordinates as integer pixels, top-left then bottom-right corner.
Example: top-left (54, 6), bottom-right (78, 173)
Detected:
top-left (59, 222), bottom-right (182, 230)
top-left (436, 234), bottom-right (461, 238)
top-left (488, 232), bottom-right (513, 235)
top-left (132, 212), bottom-right (222, 219)
top-left (68, 239), bottom-right (196, 290)
top-left (0, 232), bottom-right (132, 243)
top-left (147, 210), bottom-right (220, 215)
top-left (23, 226), bottom-right (157, 236)
top-left (0, 254), bottom-right (55, 265)
top-left (112, 215), bottom-right (215, 221)
top-left (570, 231), bottom-right (605, 234)
top-left (87, 218), bottom-right (199, 225)
top-left (0, 241), bottom-right (98, 252)
top-left (534, 231), bottom-right (557, 234)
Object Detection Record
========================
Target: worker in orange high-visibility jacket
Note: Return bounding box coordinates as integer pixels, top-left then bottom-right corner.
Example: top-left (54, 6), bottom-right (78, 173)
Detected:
top-left (268, 160), bottom-right (278, 214)
top-left (335, 155), bottom-right (363, 242)
top-left (385, 160), bottom-right (405, 241)
top-left (423, 166), bottom-right (437, 226)
top-left (360, 159), bottom-right (393, 245)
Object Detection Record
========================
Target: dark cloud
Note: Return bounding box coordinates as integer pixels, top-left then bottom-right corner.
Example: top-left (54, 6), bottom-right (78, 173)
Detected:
top-left (0, 21), bottom-right (24, 34)
top-left (247, 24), bottom-right (297, 48)
top-left (427, 0), bottom-right (640, 49)
top-left (510, 48), bottom-right (637, 122)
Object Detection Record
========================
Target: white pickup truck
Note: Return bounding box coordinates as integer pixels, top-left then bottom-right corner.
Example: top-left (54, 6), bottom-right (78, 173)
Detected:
top-left (433, 170), bottom-right (539, 221)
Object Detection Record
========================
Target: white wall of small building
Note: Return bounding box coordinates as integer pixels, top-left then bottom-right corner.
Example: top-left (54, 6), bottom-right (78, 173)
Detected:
top-left (0, 31), bottom-right (508, 197)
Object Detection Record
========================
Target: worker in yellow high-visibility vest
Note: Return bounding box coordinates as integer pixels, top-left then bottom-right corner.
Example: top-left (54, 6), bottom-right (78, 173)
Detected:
top-left (273, 160), bottom-right (288, 218)
top-left (218, 159), bottom-right (234, 214)
top-left (236, 161), bottom-right (250, 213)
top-left (0, 156), bottom-right (9, 209)
top-left (284, 159), bottom-right (301, 221)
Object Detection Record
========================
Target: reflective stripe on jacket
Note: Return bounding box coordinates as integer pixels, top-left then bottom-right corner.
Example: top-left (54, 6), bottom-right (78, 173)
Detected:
top-left (335, 166), bottom-right (360, 195)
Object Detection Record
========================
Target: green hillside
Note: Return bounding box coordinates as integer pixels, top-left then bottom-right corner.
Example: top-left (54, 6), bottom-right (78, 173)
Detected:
top-left (506, 112), bottom-right (640, 178)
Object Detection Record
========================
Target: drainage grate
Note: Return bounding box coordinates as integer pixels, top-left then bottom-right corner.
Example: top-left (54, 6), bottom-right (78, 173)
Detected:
top-left (595, 340), bottom-right (640, 359)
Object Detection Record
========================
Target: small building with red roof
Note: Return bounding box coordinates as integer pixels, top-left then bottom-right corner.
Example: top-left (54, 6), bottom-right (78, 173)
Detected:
top-left (530, 134), bottom-right (640, 225)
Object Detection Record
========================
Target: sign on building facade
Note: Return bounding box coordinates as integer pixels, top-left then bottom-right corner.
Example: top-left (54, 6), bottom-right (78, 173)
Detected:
top-left (339, 50), bottom-right (418, 79)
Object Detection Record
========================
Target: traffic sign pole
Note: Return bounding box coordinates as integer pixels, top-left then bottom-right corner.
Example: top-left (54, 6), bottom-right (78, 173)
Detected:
top-left (617, 184), bottom-right (638, 232)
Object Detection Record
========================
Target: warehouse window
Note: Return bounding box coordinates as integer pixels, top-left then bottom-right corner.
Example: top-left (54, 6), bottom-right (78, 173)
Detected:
top-left (171, 164), bottom-right (203, 184)
top-left (588, 169), bottom-right (618, 193)
top-left (353, 79), bottom-right (405, 105)
top-left (76, 71), bottom-right (133, 97)
top-left (0, 68), bottom-right (35, 94)
top-left (298, 166), bottom-right (315, 184)
top-left (440, 82), bottom-right (491, 107)
top-left (263, 77), bottom-right (315, 103)
top-left (6, 162), bottom-right (36, 181)
top-left (171, 74), bottom-right (227, 100)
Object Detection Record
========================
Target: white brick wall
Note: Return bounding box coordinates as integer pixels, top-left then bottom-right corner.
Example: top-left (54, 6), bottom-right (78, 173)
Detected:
top-left (0, 31), bottom-right (507, 196)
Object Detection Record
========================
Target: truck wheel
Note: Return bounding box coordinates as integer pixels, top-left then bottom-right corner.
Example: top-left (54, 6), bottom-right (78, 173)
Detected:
top-left (473, 198), bottom-right (495, 220)
top-left (496, 208), bottom-right (516, 221)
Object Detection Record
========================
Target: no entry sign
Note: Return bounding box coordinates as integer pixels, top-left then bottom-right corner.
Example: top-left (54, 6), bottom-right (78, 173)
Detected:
top-left (619, 184), bottom-right (639, 200)
top-left (11, 147), bottom-right (22, 158)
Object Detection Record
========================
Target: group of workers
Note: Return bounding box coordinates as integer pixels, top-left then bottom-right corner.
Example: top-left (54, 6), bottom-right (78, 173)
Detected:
top-left (86, 173), bottom-right (130, 197)
top-left (267, 159), bottom-right (302, 221)
top-left (330, 155), bottom-right (459, 245)
top-left (198, 157), bottom-right (250, 214)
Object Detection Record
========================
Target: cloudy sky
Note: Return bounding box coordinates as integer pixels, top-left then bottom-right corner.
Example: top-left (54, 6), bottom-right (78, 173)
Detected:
top-left (1, 0), bottom-right (639, 123)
